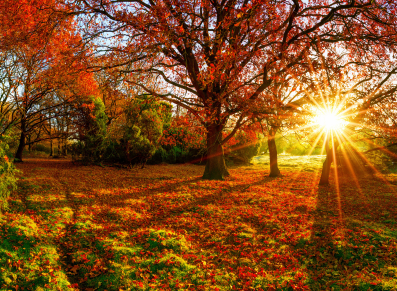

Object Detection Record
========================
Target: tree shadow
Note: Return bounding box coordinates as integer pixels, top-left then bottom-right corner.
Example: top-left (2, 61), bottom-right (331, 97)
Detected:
top-left (306, 174), bottom-right (397, 290)
top-left (88, 173), bottom-right (285, 229)
top-left (306, 184), bottom-right (344, 289)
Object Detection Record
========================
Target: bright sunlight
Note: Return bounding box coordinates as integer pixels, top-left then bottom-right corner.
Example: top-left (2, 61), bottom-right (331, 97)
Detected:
top-left (313, 109), bottom-right (347, 132)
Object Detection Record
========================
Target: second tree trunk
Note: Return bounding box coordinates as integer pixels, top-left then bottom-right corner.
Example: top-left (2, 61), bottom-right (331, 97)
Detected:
top-left (268, 128), bottom-right (281, 177)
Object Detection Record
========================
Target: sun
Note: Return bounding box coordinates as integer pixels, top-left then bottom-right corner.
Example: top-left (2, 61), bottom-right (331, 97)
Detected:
top-left (313, 109), bottom-right (346, 132)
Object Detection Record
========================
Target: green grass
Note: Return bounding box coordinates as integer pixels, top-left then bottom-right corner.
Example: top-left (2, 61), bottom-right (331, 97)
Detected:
top-left (0, 213), bottom-right (73, 290)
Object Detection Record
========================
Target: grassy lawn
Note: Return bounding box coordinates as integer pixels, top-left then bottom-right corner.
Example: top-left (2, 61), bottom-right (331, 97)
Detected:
top-left (1, 157), bottom-right (397, 290)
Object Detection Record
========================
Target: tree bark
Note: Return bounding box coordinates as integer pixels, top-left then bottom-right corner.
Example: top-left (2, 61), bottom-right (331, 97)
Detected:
top-left (319, 136), bottom-right (339, 185)
top-left (64, 125), bottom-right (69, 155)
top-left (15, 130), bottom-right (26, 162)
top-left (63, 139), bottom-right (67, 155)
top-left (319, 152), bottom-right (333, 185)
top-left (202, 124), bottom-right (229, 180)
top-left (268, 128), bottom-right (281, 177)
top-left (28, 135), bottom-right (31, 152)
top-left (49, 116), bottom-right (53, 156)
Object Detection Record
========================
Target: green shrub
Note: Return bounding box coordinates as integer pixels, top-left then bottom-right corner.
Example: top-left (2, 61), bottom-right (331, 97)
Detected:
top-left (149, 146), bottom-right (167, 164)
top-left (0, 136), bottom-right (18, 212)
top-left (111, 97), bottom-right (170, 166)
top-left (124, 124), bottom-right (158, 165)
top-left (122, 109), bottom-right (163, 166)
top-left (103, 140), bottom-right (125, 162)
top-left (149, 145), bottom-right (206, 164)
top-left (33, 144), bottom-right (51, 154)
top-left (70, 97), bottom-right (108, 163)
top-left (364, 147), bottom-right (396, 173)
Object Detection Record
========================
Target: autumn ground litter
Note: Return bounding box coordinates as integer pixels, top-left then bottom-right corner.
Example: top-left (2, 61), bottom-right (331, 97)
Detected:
top-left (1, 158), bottom-right (397, 290)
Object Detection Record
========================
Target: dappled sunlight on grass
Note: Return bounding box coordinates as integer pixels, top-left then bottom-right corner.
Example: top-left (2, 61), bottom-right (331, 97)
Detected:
top-left (252, 155), bottom-right (325, 173)
top-left (1, 158), bottom-right (397, 290)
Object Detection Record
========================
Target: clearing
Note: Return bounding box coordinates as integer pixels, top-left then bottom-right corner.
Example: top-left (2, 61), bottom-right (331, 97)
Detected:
top-left (1, 157), bottom-right (397, 290)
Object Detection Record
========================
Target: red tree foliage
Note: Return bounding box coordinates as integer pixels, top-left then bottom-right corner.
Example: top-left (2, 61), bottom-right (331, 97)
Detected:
top-left (0, 0), bottom-right (98, 161)
top-left (62, 0), bottom-right (397, 179)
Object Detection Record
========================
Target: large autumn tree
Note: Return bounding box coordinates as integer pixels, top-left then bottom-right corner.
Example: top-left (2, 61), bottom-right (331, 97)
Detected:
top-left (64, 0), bottom-right (397, 179)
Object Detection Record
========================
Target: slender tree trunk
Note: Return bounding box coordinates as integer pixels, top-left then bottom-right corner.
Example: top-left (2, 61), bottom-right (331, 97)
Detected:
top-left (319, 135), bottom-right (339, 185)
top-left (49, 116), bottom-right (53, 156)
top-left (15, 131), bottom-right (26, 162)
top-left (268, 127), bottom-right (281, 177)
top-left (63, 138), bottom-right (67, 155)
top-left (65, 121), bottom-right (70, 156)
top-left (64, 125), bottom-right (69, 156)
top-left (202, 124), bottom-right (229, 180)
top-left (176, 105), bottom-right (180, 117)
top-left (28, 135), bottom-right (31, 152)
top-left (319, 151), bottom-right (333, 185)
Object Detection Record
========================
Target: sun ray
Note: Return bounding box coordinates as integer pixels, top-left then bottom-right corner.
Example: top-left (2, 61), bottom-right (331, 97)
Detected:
top-left (337, 128), bottom-right (397, 195)
top-left (334, 129), bottom-right (397, 203)
top-left (286, 126), bottom-right (329, 186)
top-left (334, 131), bottom-right (365, 196)
top-left (329, 131), bottom-right (343, 216)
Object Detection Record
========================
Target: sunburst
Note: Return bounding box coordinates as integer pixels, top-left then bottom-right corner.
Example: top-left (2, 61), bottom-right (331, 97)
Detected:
top-left (312, 108), bottom-right (348, 133)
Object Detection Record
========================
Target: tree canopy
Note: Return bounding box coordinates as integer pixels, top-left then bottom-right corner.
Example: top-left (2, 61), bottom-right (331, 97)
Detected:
top-left (59, 0), bottom-right (397, 179)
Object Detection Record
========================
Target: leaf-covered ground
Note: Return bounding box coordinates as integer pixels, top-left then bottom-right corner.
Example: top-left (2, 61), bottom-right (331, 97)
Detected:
top-left (1, 157), bottom-right (397, 290)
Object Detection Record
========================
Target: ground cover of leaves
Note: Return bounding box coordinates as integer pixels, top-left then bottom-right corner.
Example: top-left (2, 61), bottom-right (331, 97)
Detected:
top-left (1, 158), bottom-right (397, 290)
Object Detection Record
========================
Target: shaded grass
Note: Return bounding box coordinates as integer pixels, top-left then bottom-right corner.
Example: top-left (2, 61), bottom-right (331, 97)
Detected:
top-left (0, 157), bottom-right (396, 290)
top-left (0, 213), bottom-right (73, 290)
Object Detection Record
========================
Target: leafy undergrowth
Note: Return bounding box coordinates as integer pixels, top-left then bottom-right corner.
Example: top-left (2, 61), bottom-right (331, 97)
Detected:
top-left (1, 158), bottom-right (397, 290)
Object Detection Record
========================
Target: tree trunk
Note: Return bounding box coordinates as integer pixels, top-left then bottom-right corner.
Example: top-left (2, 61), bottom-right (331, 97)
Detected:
top-left (319, 152), bottom-right (333, 185)
top-left (64, 125), bottom-right (69, 155)
top-left (15, 131), bottom-right (26, 162)
top-left (202, 124), bottom-right (229, 180)
top-left (49, 116), bottom-right (53, 156)
top-left (62, 135), bottom-right (66, 156)
top-left (319, 136), bottom-right (339, 185)
top-left (28, 135), bottom-right (31, 152)
top-left (268, 128), bottom-right (281, 177)
top-left (63, 140), bottom-right (67, 155)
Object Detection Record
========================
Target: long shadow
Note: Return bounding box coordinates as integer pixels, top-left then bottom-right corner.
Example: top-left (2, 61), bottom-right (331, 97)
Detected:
top-left (96, 173), bottom-right (280, 205)
top-left (51, 170), bottom-right (83, 289)
top-left (306, 173), bottom-right (397, 290)
top-left (88, 175), bottom-right (281, 232)
top-left (306, 184), bottom-right (343, 290)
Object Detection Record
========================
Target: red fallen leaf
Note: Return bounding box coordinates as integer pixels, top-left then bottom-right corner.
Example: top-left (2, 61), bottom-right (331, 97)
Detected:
top-left (69, 265), bottom-right (80, 274)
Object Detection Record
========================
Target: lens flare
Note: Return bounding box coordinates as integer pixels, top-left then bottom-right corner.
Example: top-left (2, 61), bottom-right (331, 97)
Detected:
top-left (313, 110), bottom-right (347, 132)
